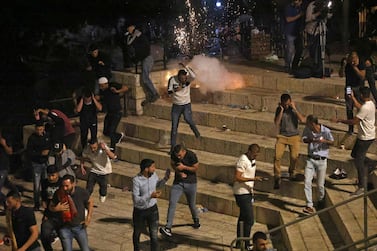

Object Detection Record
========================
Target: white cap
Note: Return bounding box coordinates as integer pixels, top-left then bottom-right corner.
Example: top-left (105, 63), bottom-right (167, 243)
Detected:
top-left (98, 77), bottom-right (108, 84)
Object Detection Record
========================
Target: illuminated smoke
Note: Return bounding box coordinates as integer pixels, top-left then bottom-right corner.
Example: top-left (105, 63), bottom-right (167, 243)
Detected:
top-left (189, 55), bottom-right (244, 94)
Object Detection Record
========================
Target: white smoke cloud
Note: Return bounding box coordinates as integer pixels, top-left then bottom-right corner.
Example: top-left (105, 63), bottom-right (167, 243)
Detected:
top-left (189, 55), bottom-right (245, 94)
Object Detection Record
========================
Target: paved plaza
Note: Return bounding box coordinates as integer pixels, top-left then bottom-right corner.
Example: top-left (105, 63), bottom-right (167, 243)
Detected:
top-left (0, 178), bottom-right (269, 251)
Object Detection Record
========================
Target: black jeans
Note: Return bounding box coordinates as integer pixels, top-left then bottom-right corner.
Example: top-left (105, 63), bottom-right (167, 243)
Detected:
top-left (345, 87), bottom-right (362, 133)
top-left (234, 193), bottom-right (254, 247)
top-left (366, 66), bottom-right (377, 102)
top-left (41, 217), bottom-right (61, 251)
top-left (351, 138), bottom-right (374, 188)
top-left (103, 111), bottom-right (122, 150)
top-left (80, 120), bottom-right (98, 149)
top-left (86, 172), bottom-right (108, 196)
top-left (132, 204), bottom-right (159, 251)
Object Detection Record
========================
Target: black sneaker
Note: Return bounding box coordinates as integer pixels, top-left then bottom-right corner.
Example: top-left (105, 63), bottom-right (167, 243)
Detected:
top-left (192, 218), bottom-right (201, 229)
top-left (159, 226), bottom-right (172, 237)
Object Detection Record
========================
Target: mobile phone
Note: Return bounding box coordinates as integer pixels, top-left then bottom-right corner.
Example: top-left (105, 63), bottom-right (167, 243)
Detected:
top-left (346, 86), bottom-right (352, 95)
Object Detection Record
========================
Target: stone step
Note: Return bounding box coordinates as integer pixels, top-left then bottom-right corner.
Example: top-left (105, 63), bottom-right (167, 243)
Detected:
top-left (326, 185), bottom-right (377, 251)
top-left (106, 159), bottom-right (337, 251)
top-left (116, 139), bottom-right (356, 203)
top-left (143, 99), bottom-right (377, 154)
top-left (113, 64), bottom-right (347, 103)
top-left (118, 115), bottom-right (377, 179)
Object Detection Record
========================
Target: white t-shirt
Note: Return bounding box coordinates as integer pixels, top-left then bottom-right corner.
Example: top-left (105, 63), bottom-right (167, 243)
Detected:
top-left (233, 154), bottom-right (256, 195)
top-left (167, 67), bottom-right (195, 105)
top-left (356, 100), bottom-right (376, 140)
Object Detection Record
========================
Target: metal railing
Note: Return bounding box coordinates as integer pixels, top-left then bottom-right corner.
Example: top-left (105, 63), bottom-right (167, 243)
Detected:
top-left (230, 187), bottom-right (377, 251)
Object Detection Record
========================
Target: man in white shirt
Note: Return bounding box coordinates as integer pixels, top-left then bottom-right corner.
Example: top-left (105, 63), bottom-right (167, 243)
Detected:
top-left (233, 144), bottom-right (263, 250)
top-left (334, 86), bottom-right (375, 196)
top-left (80, 138), bottom-right (116, 202)
top-left (167, 63), bottom-right (200, 151)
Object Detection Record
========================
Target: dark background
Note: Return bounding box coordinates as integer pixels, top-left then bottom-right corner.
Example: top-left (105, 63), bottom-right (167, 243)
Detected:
top-left (0, 0), bottom-right (375, 148)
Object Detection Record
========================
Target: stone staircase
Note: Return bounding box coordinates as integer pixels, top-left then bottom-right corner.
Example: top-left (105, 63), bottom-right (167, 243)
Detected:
top-left (106, 67), bottom-right (377, 250)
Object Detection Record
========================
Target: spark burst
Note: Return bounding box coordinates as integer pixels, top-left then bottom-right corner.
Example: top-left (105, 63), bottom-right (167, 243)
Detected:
top-left (173, 0), bottom-right (208, 56)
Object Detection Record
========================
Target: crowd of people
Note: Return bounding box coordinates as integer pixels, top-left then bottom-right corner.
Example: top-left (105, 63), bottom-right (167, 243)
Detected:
top-left (0, 13), bottom-right (376, 250)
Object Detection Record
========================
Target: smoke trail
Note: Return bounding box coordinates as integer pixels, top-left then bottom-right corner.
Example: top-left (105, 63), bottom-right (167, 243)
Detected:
top-left (189, 55), bottom-right (244, 94)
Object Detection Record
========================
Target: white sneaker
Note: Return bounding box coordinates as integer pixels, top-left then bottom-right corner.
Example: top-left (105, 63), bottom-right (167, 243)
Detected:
top-left (117, 132), bottom-right (125, 144)
top-left (51, 237), bottom-right (59, 245)
top-left (100, 196), bottom-right (106, 203)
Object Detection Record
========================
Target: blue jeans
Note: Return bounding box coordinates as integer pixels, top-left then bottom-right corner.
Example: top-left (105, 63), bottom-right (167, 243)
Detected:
top-left (166, 182), bottom-right (198, 228)
top-left (304, 158), bottom-right (327, 207)
top-left (234, 193), bottom-right (254, 247)
top-left (133, 204), bottom-right (159, 251)
top-left (59, 224), bottom-right (90, 251)
top-left (170, 103), bottom-right (200, 148)
top-left (351, 139), bottom-right (374, 188)
top-left (141, 55), bottom-right (158, 100)
top-left (32, 162), bottom-right (47, 208)
top-left (285, 35), bottom-right (296, 69)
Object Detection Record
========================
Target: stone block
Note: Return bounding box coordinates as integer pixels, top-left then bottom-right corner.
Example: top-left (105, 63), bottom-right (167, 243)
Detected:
top-left (126, 98), bottom-right (144, 116)
top-left (208, 113), bottom-right (235, 130)
top-left (247, 94), bottom-right (263, 110)
top-left (231, 201), bottom-right (240, 217)
top-left (230, 92), bottom-right (249, 106)
top-left (118, 147), bottom-right (140, 164)
top-left (262, 96), bottom-right (279, 113)
top-left (138, 127), bottom-right (160, 142)
top-left (120, 73), bottom-right (140, 86)
top-left (205, 165), bottom-right (234, 184)
top-left (130, 86), bottom-right (146, 99)
top-left (192, 110), bottom-right (209, 126)
top-left (313, 104), bottom-right (336, 120)
top-left (213, 91), bottom-right (231, 105)
top-left (208, 196), bottom-right (232, 215)
top-left (244, 74), bottom-right (263, 88)
top-left (256, 120), bottom-right (276, 137)
top-left (255, 205), bottom-right (280, 226)
top-left (235, 117), bottom-right (257, 134)
top-left (262, 75), bottom-right (278, 91)
top-left (296, 101), bottom-right (313, 117)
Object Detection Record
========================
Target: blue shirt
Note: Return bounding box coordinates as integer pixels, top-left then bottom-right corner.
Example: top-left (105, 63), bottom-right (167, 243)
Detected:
top-left (302, 124), bottom-right (334, 158)
top-left (284, 4), bottom-right (302, 36)
top-left (132, 172), bottom-right (167, 210)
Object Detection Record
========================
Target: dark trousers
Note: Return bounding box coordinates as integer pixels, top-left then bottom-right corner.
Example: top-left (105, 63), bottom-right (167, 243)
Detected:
top-left (63, 133), bottom-right (76, 150)
top-left (80, 120), bottom-right (98, 149)
top-left (366, 66), bottom-right (377, 102)
top-left (345, 87), bottom-right (362, 133)
top-left (132, 204), bottom-right (159, 251)
top-left (41, 217), bottom-right (61, 251)
top-left (103, 111), bottom-right (122, 150)
top-left (86, 172), bottom-right (108, 196)
top-left (234, 193), bottom-right (254, 247)
top-left (351, 138), bottom-right (374, 188)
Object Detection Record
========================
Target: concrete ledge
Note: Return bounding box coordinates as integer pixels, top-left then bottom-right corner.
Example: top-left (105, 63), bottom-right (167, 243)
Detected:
top-left (118, 116), bottom-right (365, 179)
top-left (326, 186), bottom-right (377, 251)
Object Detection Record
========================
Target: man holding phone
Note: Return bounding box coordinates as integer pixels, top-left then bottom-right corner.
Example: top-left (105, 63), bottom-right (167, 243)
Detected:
top-left (333, 87), bottom-right (375, 196)
top-left (132, 159), bottom-right (170, 251)
top-left (345, 51), bottom-right (366, 134)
